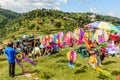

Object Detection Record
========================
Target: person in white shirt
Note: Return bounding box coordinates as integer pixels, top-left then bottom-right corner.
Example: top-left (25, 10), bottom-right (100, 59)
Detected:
top-left (32, 44), bottom-right (41, 58)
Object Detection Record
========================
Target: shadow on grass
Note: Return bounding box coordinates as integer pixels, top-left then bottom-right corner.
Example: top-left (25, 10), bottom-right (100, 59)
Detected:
top-left (0, 58), bottom-right (6, 61)
top-left (102, 61), bottom-right (116, 65)
top-left (97, 74), bottom-right (110, 80)
top-left (15, 69), bottom-right (38, 77)
top-left (15, 73), bottom-right (23, 77)
top-left (31, 69), bottom-right (38, 73)
top-left (56, 59), bottom-right (68, 63)
top-left (74, 66), bottom-right (88, 74)
top-left (75, 63), bottom-right (81, 67)
top-left (111, 71), bottom-right (120, 76)
top-left (74, 70), bottom-right (85, 74)
top-left (40, 71), bottom-right (54, 80)
top-left (52, 54), bottom-right (65, 58)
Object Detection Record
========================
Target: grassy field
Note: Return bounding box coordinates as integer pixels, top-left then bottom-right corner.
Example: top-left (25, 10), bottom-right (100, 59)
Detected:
top-left (0, 47), bottom-right (120, 80)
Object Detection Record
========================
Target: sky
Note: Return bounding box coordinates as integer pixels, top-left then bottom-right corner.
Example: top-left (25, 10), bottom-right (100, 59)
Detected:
top-left (0, 0), bottom-right (120, 18)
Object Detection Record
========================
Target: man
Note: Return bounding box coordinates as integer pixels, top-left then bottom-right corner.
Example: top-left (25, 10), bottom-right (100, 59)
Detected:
top-left (5, 42), bottom-right (17, 78)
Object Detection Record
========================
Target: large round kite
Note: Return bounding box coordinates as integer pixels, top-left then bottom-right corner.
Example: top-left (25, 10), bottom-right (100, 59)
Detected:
top-left (94, 30), bottom-right (109, 43)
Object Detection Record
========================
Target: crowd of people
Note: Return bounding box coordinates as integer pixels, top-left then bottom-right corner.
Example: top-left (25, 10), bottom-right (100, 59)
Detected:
top-left (1, 29), bottom-right (120, 78)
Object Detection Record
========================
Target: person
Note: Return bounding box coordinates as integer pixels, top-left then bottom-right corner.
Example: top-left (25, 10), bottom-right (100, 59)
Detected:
top-left (0, 49), bottom-right (3, 55)
top-left (95, 48), bottom-right (102, 67)
top-left (100, 46), bottom-right (106, 63)
top-left (110, 33), bottom-right (119, 44)
top-left (16, 44), bottom-right (22, 53)
top-left (32, 44), bottom-right (41, 58)
top-left (5, 42), bottom-right (17, 78)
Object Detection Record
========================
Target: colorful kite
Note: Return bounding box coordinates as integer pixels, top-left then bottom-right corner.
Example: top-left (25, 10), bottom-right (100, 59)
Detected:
top-left (16, 53), bottom-right (36, 73)
top-left (67, 50), bottom-right (76, 68)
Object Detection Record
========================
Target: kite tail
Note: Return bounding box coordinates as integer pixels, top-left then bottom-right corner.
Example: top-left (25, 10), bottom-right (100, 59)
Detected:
top-left (16, 59), bottom-right (22, 67)
top-left (96, 66), bottom-right (111, 75)
top-left (23, 56), bottom-right (36, 66)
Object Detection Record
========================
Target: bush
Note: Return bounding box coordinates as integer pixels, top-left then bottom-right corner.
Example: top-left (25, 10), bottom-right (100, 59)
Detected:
top-left (54, 22), bottom-right (62, 29)
top-left (28, 24), bottom-right (35, 30)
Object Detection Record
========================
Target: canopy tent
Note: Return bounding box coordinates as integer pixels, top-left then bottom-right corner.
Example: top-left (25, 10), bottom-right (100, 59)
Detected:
top-left (85, 21), bottom-right (119, 32)
top-left (116, 26), bottom-right (120, 30)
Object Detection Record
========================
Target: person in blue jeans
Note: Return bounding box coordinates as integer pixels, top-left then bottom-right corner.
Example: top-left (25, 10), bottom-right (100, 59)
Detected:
top-left (5, 42), bottom-right (17, 78)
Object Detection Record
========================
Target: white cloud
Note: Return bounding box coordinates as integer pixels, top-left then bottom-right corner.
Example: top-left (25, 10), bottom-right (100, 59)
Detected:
top-left (107, 12), bottom-right (114, 17)
top-left (0, 0), bottom-right (68, 13)
top-left (90, 7), bottom-right (98, 13)
top-left (55, 7), bottom-right (61, 10)
top-left (60, 0), bottom-right (69, 3)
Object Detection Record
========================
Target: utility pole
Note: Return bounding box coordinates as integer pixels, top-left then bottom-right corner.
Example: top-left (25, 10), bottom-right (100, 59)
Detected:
top-left (76, 13), bottom-right (79, 28)
top-left (33, 8), bottom-right (38, 58)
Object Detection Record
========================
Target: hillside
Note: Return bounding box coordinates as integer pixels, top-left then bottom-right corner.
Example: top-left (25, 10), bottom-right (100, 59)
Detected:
top-left (0, 8), bottom-right (20, 41)
top-left (0, 8), bottom-right (20, 28)
top-left (0, 8), bottom-right (120, 43)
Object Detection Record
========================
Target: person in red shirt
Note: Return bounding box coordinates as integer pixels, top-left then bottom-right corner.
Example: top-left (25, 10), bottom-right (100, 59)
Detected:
top-left (110, 33), bottom-right (119, 44)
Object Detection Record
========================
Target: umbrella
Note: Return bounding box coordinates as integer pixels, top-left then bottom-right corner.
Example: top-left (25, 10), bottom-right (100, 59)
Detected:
top-left (116, 26), bottom-right (120, 30)
top-left (86, 21), bottom-right (119, 32)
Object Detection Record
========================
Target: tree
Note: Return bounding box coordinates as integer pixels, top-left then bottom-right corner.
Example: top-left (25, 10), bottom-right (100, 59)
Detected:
top-left (54, 22), bottom-right (62, 29)
top-left (64, 23), bottom-right (69, 32)
top-left (50, 18), bottom-right (54, 24)
top-left (28, 24), bottom-right (35, 30)
top-left (64, 22), bottom-right (74, 32)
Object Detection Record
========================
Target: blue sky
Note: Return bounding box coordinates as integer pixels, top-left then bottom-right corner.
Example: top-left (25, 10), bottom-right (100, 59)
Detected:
top-left (0, 0), bottom-right (120, 18)
top-left (60, 0), bottom-right (120, 18)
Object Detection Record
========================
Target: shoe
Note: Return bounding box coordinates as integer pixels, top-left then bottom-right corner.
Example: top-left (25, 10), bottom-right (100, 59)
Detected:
top-left (11, 75), bottom-right (14, 78)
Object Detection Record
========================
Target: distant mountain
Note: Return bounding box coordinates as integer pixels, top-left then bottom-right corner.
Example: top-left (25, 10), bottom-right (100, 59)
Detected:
top-left (0, 8), bottom-right (20, 19)
top-left (0, 8), bottom-right (20, 35)
top-left (0, 8), bottom-right (20, 26)
top-left (0, 8), bottom-right (120, 43)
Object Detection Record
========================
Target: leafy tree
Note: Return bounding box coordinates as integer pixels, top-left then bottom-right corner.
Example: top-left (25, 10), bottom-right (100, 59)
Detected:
top-left (50, 18), bottom-right (54, 24)
top-left (28, 24), bottom-right (35, 30)
top-left (54, 22), bottom-right (62, 29)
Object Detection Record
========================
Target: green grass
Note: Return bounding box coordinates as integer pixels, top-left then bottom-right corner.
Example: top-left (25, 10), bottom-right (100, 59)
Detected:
top-left (0, 47), bottom-right (120, 80)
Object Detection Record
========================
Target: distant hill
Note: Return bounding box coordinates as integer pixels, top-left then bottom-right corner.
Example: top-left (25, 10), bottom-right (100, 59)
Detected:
top-left (0, 8), bottom-right (120, 43)
top-left (0, 8), bottom-right (20, 40)
top-left (0, 8), bottom-right (20, 27)
top-left (0, 8), bottom-right (20, 19)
